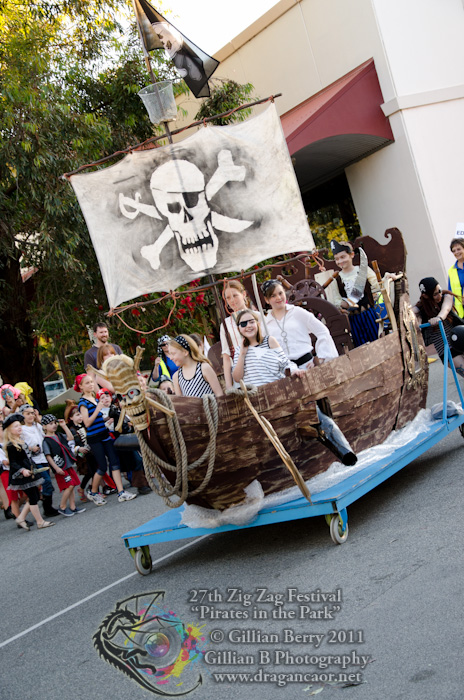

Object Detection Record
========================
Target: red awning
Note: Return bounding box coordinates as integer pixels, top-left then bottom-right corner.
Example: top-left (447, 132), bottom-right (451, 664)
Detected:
top-left (281, 59), bottom-right (394, 190)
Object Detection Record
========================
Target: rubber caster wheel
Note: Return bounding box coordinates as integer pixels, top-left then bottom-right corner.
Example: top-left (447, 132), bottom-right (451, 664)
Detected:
top-left (135, 548), bottom-right (152, 575)
top-left (330, 515), bottom-right (349, 545)
top-left (459, 424), bottom-right (464, 438)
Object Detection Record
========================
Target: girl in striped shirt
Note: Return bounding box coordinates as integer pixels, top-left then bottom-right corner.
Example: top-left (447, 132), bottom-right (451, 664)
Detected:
top-left (170, 335), bottom-right (223, 398)
top-left (232, 310), bottom-right (302, 387)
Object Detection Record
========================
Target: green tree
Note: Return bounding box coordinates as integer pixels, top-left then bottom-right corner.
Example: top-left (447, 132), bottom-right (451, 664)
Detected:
top-left (0, 5), bottom-right (261, 398)
top-left (0, 0), bottom-right (177, 400)
top-left (194, 79), bottom-right (255, 125)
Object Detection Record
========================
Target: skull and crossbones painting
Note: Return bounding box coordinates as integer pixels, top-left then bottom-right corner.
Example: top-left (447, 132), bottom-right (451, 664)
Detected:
top-left (119, 149), bottom-right (254, 273)
top-left (69, 104), bottom-right (314, 309)
top-left (152, 22), bottom-right (203, 83)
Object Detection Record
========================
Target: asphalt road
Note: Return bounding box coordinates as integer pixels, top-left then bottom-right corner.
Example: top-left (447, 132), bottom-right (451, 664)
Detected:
top-left (2, 360), bottom-right (463, 700)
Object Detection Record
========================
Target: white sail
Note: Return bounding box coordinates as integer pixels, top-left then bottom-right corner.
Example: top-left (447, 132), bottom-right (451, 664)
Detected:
top-left (70, 104), bottom-right (314, 308)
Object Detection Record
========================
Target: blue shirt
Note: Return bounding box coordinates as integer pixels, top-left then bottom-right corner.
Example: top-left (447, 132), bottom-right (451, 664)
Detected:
top-left (78, 397), bottom-right (108, 442)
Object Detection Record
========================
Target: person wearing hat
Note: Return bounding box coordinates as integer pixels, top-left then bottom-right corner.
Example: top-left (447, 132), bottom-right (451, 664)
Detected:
top-left (148, 335), bottom-right (178, 387)
top-left (3, 412), bottom-right (55, 530)
top-left (329, 240), bottom-right (383, 347)
top-left (14, 382), bottom-right (40, 411)
top-left (0, 384), bottom-right (21, 419)
top-left (413, 276), bottom-right (464, 374)
top-left (41, 414), bottom-right (85, 517)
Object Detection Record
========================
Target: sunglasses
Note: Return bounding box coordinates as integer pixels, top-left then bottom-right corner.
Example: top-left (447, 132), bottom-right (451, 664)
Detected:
top-left (238, 318), bottom-right (256, 328)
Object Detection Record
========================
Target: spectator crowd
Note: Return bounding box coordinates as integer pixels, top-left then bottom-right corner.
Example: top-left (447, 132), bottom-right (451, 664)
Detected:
top-left (2, 238), bottom-right (464, 530)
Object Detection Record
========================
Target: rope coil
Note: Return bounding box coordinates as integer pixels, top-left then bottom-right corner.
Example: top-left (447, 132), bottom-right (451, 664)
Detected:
top-left (136, 389), bottom-right (219, 508)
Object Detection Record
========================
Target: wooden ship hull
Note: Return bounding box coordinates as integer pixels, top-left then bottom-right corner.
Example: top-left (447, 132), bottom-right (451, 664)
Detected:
top-left (140, 231), bottom-right (429, 511)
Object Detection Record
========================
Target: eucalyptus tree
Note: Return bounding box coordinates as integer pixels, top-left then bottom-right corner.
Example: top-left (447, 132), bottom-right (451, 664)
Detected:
top-left (0, 0), bottom-right (170, 400)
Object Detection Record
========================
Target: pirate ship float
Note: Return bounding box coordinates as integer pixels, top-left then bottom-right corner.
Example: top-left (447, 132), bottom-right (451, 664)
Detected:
top-left (65, 2), bottom-right (429, 515)
top-left (67, 109), bottom-right (430, 513)
top-left (146, 229), bottom-right (429, 511)
top-left (87, 226), bottom-right (428, 513)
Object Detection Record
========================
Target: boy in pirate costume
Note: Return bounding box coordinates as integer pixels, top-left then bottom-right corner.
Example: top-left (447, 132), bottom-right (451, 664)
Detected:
top-left (330, 240), bottom-right (383, 347)
top-left (42, 414), bottom-right (85, 517)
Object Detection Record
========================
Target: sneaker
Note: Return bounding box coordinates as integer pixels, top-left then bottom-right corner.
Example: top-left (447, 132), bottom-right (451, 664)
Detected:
top-left (58, 507), bottom-right (75, 517)
top-left (118, 490), bottom-right (137, 502)
top-left (71, 506), bottom-right (86, 514)
top-left (87, 492), bottom-right (107, 506)
top-left (103, 487), bottom-right (118, 496)
top-left (138, 486), bottom-right (152, 496)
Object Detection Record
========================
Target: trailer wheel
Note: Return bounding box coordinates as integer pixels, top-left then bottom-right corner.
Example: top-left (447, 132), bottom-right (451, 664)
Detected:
top-left (135, 547), bottom-right (152, 575)
top-left (330, 515), bottom-right (349, 545)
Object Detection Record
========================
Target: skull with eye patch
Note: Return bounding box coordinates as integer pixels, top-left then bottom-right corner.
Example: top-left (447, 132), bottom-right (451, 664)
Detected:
top-left (120, 149), bottom-right (254, 272)
top-left (149, 160), bottom-right (219, 272)
top-left (97, 355), bottom-right (150, 432)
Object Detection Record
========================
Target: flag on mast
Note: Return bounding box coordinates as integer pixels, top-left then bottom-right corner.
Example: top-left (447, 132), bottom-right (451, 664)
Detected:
top-left (133, 0), bottom-right (219, 98)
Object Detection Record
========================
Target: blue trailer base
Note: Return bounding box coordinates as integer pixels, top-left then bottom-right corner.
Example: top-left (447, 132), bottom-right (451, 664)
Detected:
top-left (122, 322), bottom-right (464, 575)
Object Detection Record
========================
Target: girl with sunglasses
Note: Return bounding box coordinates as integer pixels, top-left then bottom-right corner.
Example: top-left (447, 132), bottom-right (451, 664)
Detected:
top-left (148, 335), bottom-right (178, 387)
top-left (221, 280), bottom-right (264, 389)
top-left (232, 310), bottom-right (302, 387)
top-left (169, 335), bottom-right (223, 398)
top-left (260, 279), bottom-right (338, 369)
top-left (413, 276), bottom-right (464, 374)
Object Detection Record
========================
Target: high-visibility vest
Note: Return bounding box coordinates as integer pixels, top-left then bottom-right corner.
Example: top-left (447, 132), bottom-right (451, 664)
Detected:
top-left (158, 358), bottom-right (170, 378)
top-left (448, 266), bottom-right (464, 318)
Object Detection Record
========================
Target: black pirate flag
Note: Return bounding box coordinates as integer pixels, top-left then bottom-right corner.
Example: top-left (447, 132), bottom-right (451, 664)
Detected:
top-left (133, 0), bottom-right (219, 98)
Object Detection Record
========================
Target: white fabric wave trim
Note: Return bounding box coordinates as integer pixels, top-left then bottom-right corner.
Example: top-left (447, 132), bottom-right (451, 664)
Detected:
top-left (180, 403), bottom-right (462, 529)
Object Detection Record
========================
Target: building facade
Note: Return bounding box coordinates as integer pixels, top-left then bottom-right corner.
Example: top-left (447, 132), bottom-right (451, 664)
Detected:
top-left (176, 0), bottom-right (464, 294)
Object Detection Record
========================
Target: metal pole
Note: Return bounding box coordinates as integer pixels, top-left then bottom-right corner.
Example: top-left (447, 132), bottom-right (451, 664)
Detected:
top-left (252, 273), bottom-right (269, 335)
top-left (132, 0), bottom-right (173, 144)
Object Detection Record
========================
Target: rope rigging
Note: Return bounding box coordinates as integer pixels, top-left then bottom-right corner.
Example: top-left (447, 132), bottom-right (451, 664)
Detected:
top-left (136, 389), bottom-right (219, 508)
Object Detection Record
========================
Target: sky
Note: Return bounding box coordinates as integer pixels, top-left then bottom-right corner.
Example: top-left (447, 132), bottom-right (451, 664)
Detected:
top-left (160, 0), bottom-right (280, 55)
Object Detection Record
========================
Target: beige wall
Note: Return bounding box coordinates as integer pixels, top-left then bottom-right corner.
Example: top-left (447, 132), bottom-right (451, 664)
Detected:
top-left (176, 0), bottom-right (388, 125)
top-left (173, 0), bottom-right (464, 294)
top-left (372, 0), bottom-right (464, 97)
top-left (345, 112), bottom-right (440, 297)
